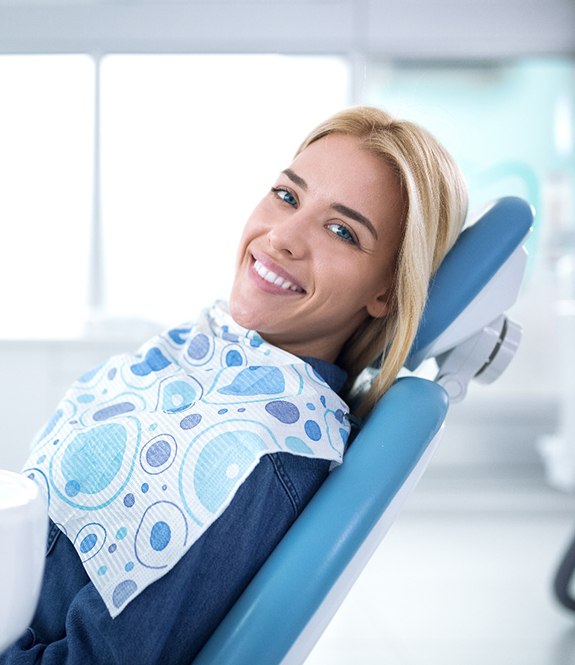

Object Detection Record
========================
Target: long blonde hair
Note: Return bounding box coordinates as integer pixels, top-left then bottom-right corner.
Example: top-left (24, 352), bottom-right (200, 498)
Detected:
top-left (297, 107), bottom-right (468, 416)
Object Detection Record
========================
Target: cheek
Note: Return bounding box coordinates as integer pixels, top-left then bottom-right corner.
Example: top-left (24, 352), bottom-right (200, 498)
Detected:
top-left (339, 265), bottom-right (390, 306)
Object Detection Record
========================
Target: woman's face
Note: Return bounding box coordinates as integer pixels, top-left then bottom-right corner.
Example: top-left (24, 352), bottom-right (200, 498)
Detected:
top-left (229, 133), bottom-right (404, 363)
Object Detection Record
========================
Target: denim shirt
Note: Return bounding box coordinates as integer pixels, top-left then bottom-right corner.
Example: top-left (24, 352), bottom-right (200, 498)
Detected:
top-left (0, 358), bottom-right (347, 665)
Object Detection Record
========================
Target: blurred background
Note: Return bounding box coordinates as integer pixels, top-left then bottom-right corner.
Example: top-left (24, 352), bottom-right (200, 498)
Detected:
top-left (0, 1), bottom-right (574, 663)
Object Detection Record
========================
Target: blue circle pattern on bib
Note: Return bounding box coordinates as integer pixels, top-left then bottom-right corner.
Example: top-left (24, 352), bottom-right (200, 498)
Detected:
top-left (22, 303), bottom-right (350, 617)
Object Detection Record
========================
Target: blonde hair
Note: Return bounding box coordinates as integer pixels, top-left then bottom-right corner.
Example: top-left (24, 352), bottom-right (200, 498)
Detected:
top-left (297, 106), bottom-right (468, 417)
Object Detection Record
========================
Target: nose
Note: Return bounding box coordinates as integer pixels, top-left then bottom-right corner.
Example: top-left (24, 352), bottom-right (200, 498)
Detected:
top-left (267, 211), bottom-right (311, 258)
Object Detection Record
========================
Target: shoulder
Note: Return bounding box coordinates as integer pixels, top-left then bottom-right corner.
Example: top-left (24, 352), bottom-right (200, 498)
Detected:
top-left (253, 453), bottom-right (331, 518)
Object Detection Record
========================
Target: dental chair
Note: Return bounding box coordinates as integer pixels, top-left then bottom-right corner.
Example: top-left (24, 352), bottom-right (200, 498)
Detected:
top-left (192, 196), bottom-right (534, 665)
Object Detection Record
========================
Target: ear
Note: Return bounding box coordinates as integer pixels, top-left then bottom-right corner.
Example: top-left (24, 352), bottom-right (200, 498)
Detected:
top-left (366, 289), bottom-right (390, 319)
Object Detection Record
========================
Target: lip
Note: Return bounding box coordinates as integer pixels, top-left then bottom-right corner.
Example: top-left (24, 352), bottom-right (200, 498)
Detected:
top-left (249, 251), bottom-right (306, 295)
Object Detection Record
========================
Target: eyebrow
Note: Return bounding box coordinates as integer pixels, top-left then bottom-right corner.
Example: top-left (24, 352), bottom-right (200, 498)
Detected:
top-left (331, 203), bottom-right (379, 241)
top-left (282, 168), bottom-right (308, 190)
top-left (282, 167), bottom-right (379, 241)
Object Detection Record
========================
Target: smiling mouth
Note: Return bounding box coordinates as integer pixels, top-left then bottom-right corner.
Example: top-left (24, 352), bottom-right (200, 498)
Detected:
top-left (253, 259), bottom-right (305, 293)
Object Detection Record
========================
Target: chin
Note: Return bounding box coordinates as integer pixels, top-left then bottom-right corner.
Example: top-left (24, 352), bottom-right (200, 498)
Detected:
top-left (228, 297), bottom-right (257, 331)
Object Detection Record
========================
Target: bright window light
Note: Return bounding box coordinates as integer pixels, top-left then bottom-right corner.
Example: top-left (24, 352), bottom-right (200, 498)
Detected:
top-left (100, 54), bottom-right (350, 328)
top-left (0, 55), bottom-right (94, 339)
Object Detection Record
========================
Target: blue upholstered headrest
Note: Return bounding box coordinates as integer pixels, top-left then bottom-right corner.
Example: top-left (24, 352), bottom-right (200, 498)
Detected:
top-left (407, 196), bottom-right (534, 366)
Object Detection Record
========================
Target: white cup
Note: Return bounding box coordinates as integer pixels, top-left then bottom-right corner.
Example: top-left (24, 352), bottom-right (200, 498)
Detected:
top-left (0, 470), bottom-right (47, 653)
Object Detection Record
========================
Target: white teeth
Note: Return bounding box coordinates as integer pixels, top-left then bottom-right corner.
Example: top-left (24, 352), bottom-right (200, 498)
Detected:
top-left (253, 260), bottom-right (302, 292)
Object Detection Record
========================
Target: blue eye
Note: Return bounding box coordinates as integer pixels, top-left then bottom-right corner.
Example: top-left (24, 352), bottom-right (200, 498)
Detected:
top-left (272, 187), bottom-right (298, 207)
top-left (327, 222), bottom-right (357, 245)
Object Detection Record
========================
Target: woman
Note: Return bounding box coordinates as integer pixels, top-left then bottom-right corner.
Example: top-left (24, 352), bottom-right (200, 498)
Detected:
top-left (1, 106), bottom-right (467, 664)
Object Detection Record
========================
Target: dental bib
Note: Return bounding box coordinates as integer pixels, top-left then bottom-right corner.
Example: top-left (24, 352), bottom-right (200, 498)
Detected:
top-left (22, 302), bottom-right (350, 617)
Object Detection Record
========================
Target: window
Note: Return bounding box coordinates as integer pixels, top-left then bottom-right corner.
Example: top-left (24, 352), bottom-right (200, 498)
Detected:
top-left (362, 58), bottom-right (575, 263)
top-left (100, 55), bottom-right (350, 327)
top-left (0, 54), bottom-right (350, 338)
top-left (4, 54), bottom-right (572, 339)
top-left (0, 55), bottom-right (94, 338)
